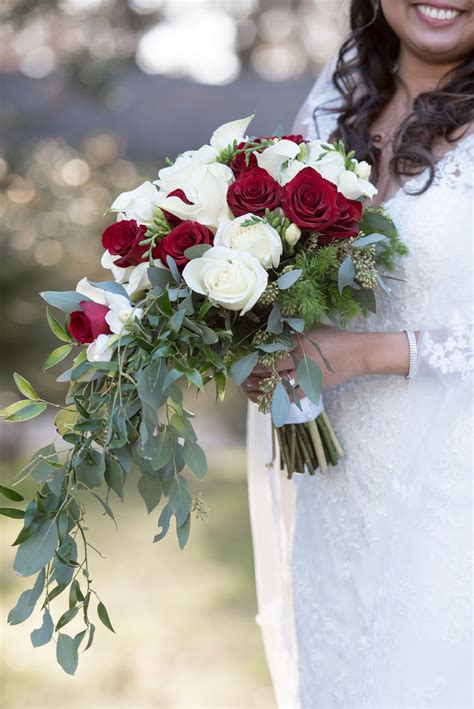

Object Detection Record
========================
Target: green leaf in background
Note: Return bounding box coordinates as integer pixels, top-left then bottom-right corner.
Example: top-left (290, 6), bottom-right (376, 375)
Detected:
top-left (14, 520), bottom-right (58, 577)
top-left (97, 601), bottom-right (115, 633)
top-left (137, 474), bottom-right (162, 514)
top-left (54, 406), bottom-right (80, 436)
top-left (8, 569), bottom-right (45, 625)
top-left (296, 356), bottom-right (323, 405)
top-left (13, 373), bottom-right (39, 400)
top-left (166, 255), bottom-right (181, 283)
top-left (154, 503), bottom-right (173, 543)
top-left (56, 633), bottom-right (79, 675)
top-left (271, 381), bottom-right (291, 428)
top-left (89, 280), bottom-right (129, 298)
top-left (176, 514), bottom-right (191, 550)
top-left (11, 402), bottom-right (48, 422)
top-left (31, 608), bottom-right (54, 648)
top-left (104, 458), bottom-right (124, 500)
top-left (137, 360), bottom-right (167, 410)
top-left (0, 485), bottom-right (24, 502)
top-left (43, 344), bottom-right (73, 370)
top-left (284, 317), bottom-right (305, 332)
top-left (150, 432), bottom-right (174, 471)
top-left (41, 290), bottom-right (91, 313)
top-left (84, 623), bottom-right (96, 652)
top-left (183, 243), bottom-right (212, 259)
top-left (183, 440), bottom-right (207, 479)
top-left (169, 414), bottom-right (197, 443)
top-left (75, 450), bottom-right (106, 489)
top-left (0, 507), bottom-right (24, 519)
top-left (47, 308), bottom-right (72, 343)
top-left (230, 352), bottom-right (258, 385)
top-left (163, 368), bottom-right (183, 391)
top-left (363, 210), bottom-right (394, 234)
top-left (277, 269), bottom-right (302, 290)
top-left (92, 493), bottom-right (117, 527)
top-left (56, 606), bottom-right (79, 630)
top-left (169, 477), bottom-right (192, 526)
top-left (338, 255), bottom-right (358, 294)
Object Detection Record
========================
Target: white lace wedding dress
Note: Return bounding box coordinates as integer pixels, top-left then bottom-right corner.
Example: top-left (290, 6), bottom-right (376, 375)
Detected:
top-left (247, 61), bottom-right (473, 709)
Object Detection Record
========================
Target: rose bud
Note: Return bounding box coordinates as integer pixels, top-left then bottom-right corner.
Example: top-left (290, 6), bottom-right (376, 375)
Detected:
top-left (318, 192), bottom-right (363, 245)
top-left (101, 219), bottom-right (149, 267)
top-left (227, 166), bottom-right (283, 217)
top-left (157, 220), bottom-right (214, 270)
top-left (282, 167), bottom-right (338, 232)
top-left (284, 223), bottom-right (301, 247)
top-left (69, 301), bottom-right (111, 344)
top-left (161, 189), bottom-right (193, 227)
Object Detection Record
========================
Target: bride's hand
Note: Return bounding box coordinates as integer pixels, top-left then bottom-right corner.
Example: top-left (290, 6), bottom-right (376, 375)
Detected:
top-left (241, 326), bottom-right (411, 403)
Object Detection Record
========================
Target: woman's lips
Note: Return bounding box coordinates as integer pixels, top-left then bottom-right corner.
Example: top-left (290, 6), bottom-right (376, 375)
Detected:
top-left (412, 3), bottom-right (465, 27)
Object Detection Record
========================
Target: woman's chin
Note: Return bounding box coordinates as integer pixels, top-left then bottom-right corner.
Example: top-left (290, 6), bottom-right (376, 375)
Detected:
top-left (406, 4), bottom-right (473, 60)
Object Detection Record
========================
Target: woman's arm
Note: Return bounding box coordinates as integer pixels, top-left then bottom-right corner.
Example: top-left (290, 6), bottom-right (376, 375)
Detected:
top-left (242, 326), bottom-right (417, 403)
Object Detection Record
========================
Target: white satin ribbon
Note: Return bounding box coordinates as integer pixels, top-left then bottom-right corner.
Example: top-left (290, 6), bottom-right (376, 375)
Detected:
top-left (285, 395), bottom-right (324, 425)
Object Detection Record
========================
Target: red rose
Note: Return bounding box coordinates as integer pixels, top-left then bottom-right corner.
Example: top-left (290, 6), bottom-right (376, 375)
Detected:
top-left (227, 166), bottom-right (283, 217)
top-left (282, 167), bottom-right (338, 231)
top-left (69, 301), bottom-right (111, 344)
top-left (102, 219), bottom-right (149, 267)
top-left (158, 220), bottom-right (214, 270)
top-left (279, 134), bottom-right (305, 144)
top-left (162, 189), bottom-right (193, 227)
top-left (319, 193), bottom-right (363, 245)
top-left (230, 141), bottom-right (259, 179)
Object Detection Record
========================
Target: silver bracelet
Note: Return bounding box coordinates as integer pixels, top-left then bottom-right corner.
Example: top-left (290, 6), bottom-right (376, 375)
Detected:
top-left (404, 329), bottom-right (418, 379)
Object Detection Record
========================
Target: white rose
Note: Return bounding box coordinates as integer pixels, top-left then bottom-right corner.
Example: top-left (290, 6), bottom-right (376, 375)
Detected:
top-left (110, 181), bottom-right (162, 224)
top-left (156, 148), bottom-right (217, 196)
top-left (256, 139), bottom-right (300, 181)
top-left (214, 215), bottom-right (282, 269)
top-left (280, 158), bottom-right (307, 186)
top-left (182, 246), bottom-right (268, 316)
top-left (311, 150), bottom-right (346, 184)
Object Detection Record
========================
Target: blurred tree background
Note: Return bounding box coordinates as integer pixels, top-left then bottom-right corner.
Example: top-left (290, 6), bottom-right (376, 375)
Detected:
top-left (0, 1), bottom-right (348, 707)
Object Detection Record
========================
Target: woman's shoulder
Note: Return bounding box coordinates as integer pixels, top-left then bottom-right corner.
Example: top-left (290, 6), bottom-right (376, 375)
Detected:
top-left (292, 53), bottom-right (344, 139)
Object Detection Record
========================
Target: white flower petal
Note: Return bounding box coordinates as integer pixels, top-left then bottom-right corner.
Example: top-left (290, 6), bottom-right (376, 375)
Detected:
top-left (76, 277), bottom-right (108, 305)
top-left (210, 114), bottom-right (255, 153)
top-left (86, 334), bottom-right (115, 363)
top-left (256, 139), bottom-right (300, 180)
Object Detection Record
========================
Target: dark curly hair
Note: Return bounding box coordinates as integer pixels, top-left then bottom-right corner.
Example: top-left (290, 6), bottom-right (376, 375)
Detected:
top-left (319, 0), bottom-right (474, 193)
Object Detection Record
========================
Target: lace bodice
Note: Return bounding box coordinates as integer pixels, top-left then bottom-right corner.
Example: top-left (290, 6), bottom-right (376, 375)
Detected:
top-left (247, 63), bottom-right (473, 709)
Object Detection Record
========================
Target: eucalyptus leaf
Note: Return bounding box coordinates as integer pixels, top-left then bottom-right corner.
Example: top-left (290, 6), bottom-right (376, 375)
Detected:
top-left (338, 255), bottom-right (358, 294)
top-left (89, 281), bottom-right (130, 299)
top-left (166, 256), bottom-right (181, 284)
top-left (150, 432), bottom-right (174, 470)
top-left (56, 606), bottom-right (79, 630)
top-left (176, 514), bottom-right (191, 550)
top-left (183, 244), bottom-right (212, 259)
top-left (6, 401), bottom-right (47, 422)
top-left (267, 302), bottom-right (283, 334)
top-left (147, 266), bottom-right (174, 289)
top-left (277, 269), bottom-right (302, 290)
top-left (231, 352), bottom-right (258, 385)
top-left (31, 608), bottom-right (54, 647)
top-left (41, 290), bottom-right (91, 313)
top-left (137, 474), bottom-right (162, 514)
top-left (104, 458), bottom-right (124, 500)
top-left (169, 477), bottom-right (192, 526)
top-left (56, 633), bottom-right (79, 675)
top-left (154, 503), bottom-right (172, 543)
top-left (0, 507), bottom-right (24, 519)
top-left (97, 601), bottom-right (115, 633)
top-left (351, 232), bottom-right (387, 248)
top-left (169, 414), bottom-right (197, 442)
top-left (75, 450), bottom-right (106, 489)
top-left (296, 356), bottom-right (322, 405)
top-left (8, 569), bottom-right (45, 625)
top-left (352, 287), bottom-right (377, 314)
top-left (183, 440), bottom-right (207, 479)
top-left (14, 520), bottom-right (58, 577)
top-left (271, 381), bottom-right (290, 428)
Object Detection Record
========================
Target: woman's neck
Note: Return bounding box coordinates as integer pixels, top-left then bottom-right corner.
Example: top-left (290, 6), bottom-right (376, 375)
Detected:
top-left (396, 46), bottom-right (459, 100)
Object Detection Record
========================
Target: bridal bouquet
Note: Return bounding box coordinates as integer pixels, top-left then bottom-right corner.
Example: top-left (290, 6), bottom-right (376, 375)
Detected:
top-left (1, 115), bottom-right (407, 673)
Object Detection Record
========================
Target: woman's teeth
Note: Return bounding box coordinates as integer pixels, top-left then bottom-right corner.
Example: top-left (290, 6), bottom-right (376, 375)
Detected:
top-left (417, 4), bottom-right (461, 20)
